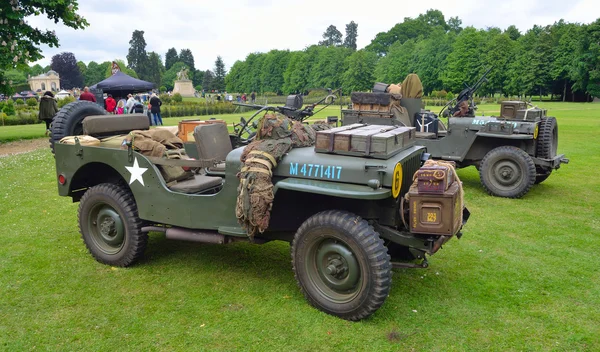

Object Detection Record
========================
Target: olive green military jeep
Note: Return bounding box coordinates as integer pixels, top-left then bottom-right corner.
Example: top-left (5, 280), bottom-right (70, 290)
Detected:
top-left (50, 100), bottom-right (469, 321)
top-left (343, 87), bottom-right (569, 198)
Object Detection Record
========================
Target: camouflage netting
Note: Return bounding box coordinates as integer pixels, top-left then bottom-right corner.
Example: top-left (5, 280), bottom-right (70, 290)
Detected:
top-left (236, 112), bottom-right (326, 236)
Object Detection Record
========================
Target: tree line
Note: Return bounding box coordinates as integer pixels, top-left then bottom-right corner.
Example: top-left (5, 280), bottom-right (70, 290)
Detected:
top-left (2, 7), bottom-right (598, 102)
top-left (3, 29), bottom-right (227, 94)
top-left (225, 10), bottom-right (600, 101)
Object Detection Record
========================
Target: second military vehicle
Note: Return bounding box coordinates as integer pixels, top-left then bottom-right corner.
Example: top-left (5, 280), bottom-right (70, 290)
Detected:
top-left (342, 73), bottom-right (569, 198)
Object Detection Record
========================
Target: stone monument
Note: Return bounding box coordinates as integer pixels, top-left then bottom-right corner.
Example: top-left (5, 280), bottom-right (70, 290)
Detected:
top-left (172, 67), bottom-right (195, 97)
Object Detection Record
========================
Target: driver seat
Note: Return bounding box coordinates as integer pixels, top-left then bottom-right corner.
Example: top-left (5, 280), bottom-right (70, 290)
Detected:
top-left (193, 123), bottom-right (232, 173)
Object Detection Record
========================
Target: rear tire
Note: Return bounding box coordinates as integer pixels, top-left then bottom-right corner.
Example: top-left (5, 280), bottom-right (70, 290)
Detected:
top-left (78, 183), bottom-right (147, 267)
top-left (291, 210), bottom-right (391, 321)
top-left (480, 146), bottom-right (536, 198)
top-left (535, 117), bottom-right (558, 184)
top-left (50, 101), bottom-right (106, 153)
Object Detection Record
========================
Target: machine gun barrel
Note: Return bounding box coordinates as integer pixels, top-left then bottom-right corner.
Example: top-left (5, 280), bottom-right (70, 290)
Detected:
top-left (443, 67), bottom-right (492, 117)
top-left (470, 66), bottom-right (492, 93)
top-left (233, 102), bottom-right (274, 110)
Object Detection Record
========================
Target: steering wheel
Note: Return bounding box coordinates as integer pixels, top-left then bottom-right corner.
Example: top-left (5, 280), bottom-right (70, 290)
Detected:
top-left (234, 107), bottom-right (267, 143)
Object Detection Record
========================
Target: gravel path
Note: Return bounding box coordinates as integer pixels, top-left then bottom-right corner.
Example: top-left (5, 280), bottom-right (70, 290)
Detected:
top-left (0, 138), bottom-right (48, 157)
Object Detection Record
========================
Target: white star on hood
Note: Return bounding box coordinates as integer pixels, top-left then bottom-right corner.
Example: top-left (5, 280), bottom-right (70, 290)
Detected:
top-left (125, 157), bottom-right (147, 186)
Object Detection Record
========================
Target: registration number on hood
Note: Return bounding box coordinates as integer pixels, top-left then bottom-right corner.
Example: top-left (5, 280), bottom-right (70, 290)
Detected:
top-left (289, 163), bottom-right (343, 180)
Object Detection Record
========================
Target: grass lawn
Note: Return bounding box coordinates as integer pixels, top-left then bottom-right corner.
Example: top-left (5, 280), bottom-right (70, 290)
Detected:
top-left (0, 102), bottom-right (599, 350)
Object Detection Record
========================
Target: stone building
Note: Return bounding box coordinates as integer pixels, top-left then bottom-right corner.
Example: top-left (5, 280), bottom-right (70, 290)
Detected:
top-left (28, 70), bottom-right (60, 92)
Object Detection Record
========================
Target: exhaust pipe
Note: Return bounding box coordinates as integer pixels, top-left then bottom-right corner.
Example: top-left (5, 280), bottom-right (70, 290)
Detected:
top-left (165, 227), bottom-right (228, 244)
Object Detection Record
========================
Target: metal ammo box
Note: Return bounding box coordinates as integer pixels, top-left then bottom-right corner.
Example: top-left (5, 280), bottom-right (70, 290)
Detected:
top-left (500, 101), bottom-right (546, 121)
top-left (408, 182), bottom-right (462, 236)
top-left (315, 124), bottom-right (416, 159)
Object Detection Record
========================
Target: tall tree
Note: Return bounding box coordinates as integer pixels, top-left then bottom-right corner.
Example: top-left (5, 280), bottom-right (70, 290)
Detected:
top-left (504, 25), bottom-right (521, 40)
top-left (146, 52), bottom-right (164, 88)
top-left (179, 49), bottom-right (196, 72)
top-left (442, 27), bottom-right (486, 93)
top-left (126, 30), bottom-right (148, 80)
top-left (412, 29), bottom-right (455, 94)
top-left (550, 22), bottom-right (581, 100)
top-left (225, 60), bottom-right (247, 93)
top-left (308, 46), bottom-right (351, 89)
top-left (165, 48), bottom-right (179, 71)
top-left (374, 40), bottom-right (417, 84)
top-left (260, 50), bottom-right (290, 94)
top-left (283, 51), bottom-right (310, 94)
top-left (77, 61), bottom-right (87, 81)
top-left (481, 31), bottom-right (515, 96)
top-left (0, 1), bottom-right (88, 94)
top-left (343, 21), bottom-right (359, 50)
top-left (50, 52), bottom-right (84, 89)
top-left (319, 25), bottom-right (343, 46)
top-left (213, 56), bottom-right (227, 91)
top-left (29, 64), bottom-right (45, 77)
top-left (447, 16), bottom-right (463, 34)
top-left (84, 61), bottom-right (109, 87)
top-left (581, 19), bottom-right (600, 98)
top-left (203, 70), bottom-right (215, 91)
top-left (192, 69), bottom-right (204, 87)
top-left (366, 10), bottom-right (447, 56)
top-left (342, 50), bottom-right (378, 93)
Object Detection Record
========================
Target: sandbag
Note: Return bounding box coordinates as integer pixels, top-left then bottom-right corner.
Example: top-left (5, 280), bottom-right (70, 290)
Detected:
top-left (402, 74), bottom-right (423, 98)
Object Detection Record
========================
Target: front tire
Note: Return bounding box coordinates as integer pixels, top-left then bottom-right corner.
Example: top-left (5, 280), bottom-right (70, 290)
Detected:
top-left (78, 183), bottom-right (147, 267)
top-left (480, 146), bottom-right (536, 198)
top-left (291, 210), bottom-right (392, 321)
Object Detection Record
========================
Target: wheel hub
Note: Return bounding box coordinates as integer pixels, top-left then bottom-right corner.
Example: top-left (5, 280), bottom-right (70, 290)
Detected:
top-left (494, 161), bottom-right (521, 186)
top-left (100, 218), bottom-right (116, 237)
top-left (315, 240), bottom-right (360, 292)
top-left (89, 205), bottom-right (125, 252)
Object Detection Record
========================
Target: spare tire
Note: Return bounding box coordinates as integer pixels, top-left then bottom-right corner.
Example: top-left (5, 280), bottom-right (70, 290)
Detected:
top-left (535, 117), bottom-right (558, 184)
top-left (50, 101), bottom-right (106, 153)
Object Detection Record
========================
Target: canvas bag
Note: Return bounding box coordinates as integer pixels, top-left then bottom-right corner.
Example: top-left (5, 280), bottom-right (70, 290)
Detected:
top-left (125, 130), bottom-right (194, 183)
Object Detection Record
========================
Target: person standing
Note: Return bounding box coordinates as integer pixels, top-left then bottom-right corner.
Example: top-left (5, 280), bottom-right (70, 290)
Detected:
top-left (116, 100), bottom-right (125, 114)
top-left (38, 91), bottom-right (59, 136)
top-left (251, 91), bottom-right (256, 103)
top-left (125, 94), bottom-right (135, 114)
top-left (149, 93), bottom-right (163, 125)
top-left (242, 93), bottom-right (247, 103)
top-left (105, 94), bottom-right (116, 114)
top-left (79, 87), bottom-right (97, 102)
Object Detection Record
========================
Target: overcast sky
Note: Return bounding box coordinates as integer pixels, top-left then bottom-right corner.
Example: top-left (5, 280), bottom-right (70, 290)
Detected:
top-left (29, 0), bottom-right (597, 71)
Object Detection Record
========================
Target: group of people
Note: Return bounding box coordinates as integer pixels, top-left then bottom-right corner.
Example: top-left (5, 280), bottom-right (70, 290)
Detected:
top-left (39, 87), bottom-right (165, 135)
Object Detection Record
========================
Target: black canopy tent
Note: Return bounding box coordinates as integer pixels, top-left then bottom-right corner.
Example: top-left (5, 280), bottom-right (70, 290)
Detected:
top-left (90, 71), bottom-right (155, 96)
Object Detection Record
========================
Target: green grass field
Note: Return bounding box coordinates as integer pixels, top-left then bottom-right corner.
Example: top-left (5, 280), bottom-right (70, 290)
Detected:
top-left (0, 102), bottom-right (599, 350)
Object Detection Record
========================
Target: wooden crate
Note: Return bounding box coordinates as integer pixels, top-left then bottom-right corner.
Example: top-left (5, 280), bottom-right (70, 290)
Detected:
top-left (178, 119), bottom-right (226, 142)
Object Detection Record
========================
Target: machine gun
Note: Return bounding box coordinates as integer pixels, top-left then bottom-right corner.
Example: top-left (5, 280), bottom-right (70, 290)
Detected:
top-left (234, 89), bottom-right (340, 122)
top-left (442, 67), bottom-right (492, 117)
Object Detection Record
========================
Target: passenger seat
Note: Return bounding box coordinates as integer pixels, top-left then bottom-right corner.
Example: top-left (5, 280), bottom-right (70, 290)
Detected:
top-left (193, 123), bottom-right (232, 173)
